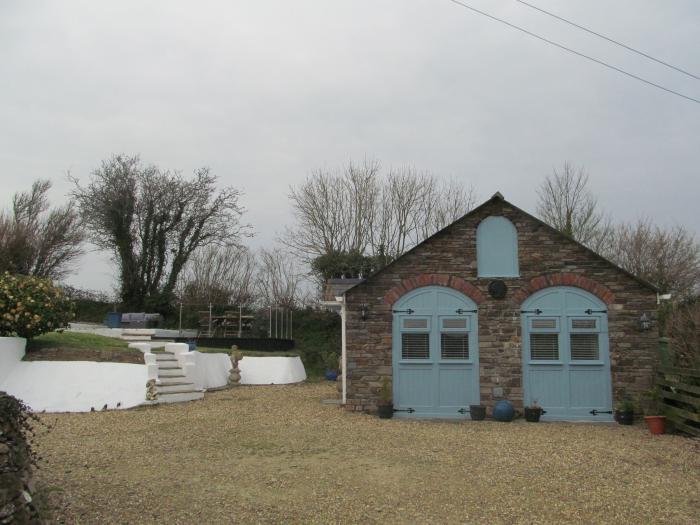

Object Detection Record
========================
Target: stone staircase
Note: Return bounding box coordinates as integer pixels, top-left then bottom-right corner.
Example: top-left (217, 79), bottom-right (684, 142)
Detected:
top-left (151, 351), bottom-right (204, 404)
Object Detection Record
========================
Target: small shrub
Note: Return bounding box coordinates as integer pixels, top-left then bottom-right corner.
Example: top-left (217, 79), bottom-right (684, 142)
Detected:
top-left (0, 272), bottom-right (73, 339)
top-left (379, 377), bottom-right (392, 403)
top-left (320, 351), bottom-right (339, 371)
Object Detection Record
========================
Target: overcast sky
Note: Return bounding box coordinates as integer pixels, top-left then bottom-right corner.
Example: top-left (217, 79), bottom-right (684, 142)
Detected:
top-left (1, 0), bottom-right (699, 293)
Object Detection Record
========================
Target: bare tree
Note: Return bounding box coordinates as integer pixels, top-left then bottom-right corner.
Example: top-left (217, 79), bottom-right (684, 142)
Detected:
top-left (256, 248), bottom-right (305, 308)
top-left (537, 162), bottom-right (613, 251)
top-left (602, 219), bottom-right (700, 297)
top-left (665, 301), bottom-right (700, 368)
top-left (285, 160), bottom-right (476, 267)
top-left (71, 154), bottom-right (250, 312)
top-left (285, 159), bottom-right (380, 259)
top-left (0, 180), bottom-right (84, 279)
top-left (178, 245), bottom-right (257, 306)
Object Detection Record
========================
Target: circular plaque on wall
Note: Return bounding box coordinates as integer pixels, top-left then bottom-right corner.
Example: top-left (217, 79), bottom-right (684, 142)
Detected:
top-left (488, 280), bottom-right (508, 299)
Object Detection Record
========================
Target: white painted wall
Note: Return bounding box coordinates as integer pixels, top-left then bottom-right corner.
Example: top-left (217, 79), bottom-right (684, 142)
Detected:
top-left (1, 361), bottom-right (147, 412)
top-left (0, 337), bottom-right (25, 384)
top-left (0, 336), bottom-right (147, 412)
top-left (189, 351), bottom-right (232, 390)
top-left (239, 356), bottom-right (306, 385)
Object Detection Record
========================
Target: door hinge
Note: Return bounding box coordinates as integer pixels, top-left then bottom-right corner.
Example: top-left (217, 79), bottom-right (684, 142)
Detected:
top-left (520, 308), bottom-right (542, 315)
top-left (455, 308), bottom-right (477, 314)
top-left (585, 309), bottom-right (607, 315)
top-left (394, 407), bottom-right (415, 413)
top-left (589, 409), bottom-right (613, 416)
top-left (457, 407), bottom-right (468, 414)
top-left (392, 308), bottom-right (414, 314)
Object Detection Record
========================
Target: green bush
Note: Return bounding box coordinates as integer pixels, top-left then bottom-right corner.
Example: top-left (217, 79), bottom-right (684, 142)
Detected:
top-left (292, 307), bottom-right (341, 375)
top-left (0, 273), bottom-right (73, 339)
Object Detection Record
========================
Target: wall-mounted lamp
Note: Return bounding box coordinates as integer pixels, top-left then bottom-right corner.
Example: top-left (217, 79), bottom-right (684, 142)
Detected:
top-left (639, 313), bottom-right (652, 331)
top-left (360, 304), bottom-right (369, 321)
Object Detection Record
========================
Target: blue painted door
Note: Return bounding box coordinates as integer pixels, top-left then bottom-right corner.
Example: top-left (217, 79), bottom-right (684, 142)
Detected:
top-left (522, 287), bottom-right (612, 421)
top-left (392, 286), bottom-right (479, 418)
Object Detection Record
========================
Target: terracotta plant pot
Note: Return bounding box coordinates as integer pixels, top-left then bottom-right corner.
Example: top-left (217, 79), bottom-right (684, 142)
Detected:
top-left (644, 415), bottom-right (666, 435)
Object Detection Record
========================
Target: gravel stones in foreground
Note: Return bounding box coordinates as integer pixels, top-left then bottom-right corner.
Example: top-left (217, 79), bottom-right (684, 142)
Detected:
top-left (36, 383), bottom-right (700, 524)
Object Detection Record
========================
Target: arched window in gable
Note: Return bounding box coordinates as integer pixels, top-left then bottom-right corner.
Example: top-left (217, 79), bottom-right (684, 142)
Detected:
top-left (476, 216), bottom-right (519, 277)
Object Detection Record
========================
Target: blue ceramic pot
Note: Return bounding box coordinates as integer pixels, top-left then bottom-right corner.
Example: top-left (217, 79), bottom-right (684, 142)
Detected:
top-left (324, 370), bottom-right (338, 381)
top-left (493, 400), bottom-right (515, 422)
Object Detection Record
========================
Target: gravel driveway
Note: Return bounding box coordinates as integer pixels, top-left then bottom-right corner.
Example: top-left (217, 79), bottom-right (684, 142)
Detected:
top-left (36, 383), bottom-right (700, 524)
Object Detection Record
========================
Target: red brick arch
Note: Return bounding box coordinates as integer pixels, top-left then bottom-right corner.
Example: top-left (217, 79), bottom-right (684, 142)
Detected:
top-left (513, 272), bottom-right (616, 305)
top-left (383, 274), bottom-right (486, 306)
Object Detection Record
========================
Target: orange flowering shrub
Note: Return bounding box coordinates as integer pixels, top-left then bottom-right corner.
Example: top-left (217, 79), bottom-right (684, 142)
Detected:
top-left (0, 273), bottom-right (73, 339)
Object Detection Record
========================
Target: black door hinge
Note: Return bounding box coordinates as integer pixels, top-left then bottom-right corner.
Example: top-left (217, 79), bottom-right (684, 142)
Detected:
top-left (589, 409), bottom-right (613, 416)
top-left (392, 308), bottom-right (414, 314)
top-left (521, 308), bottom-right (542, 315)
top-left (456, 308), bottom-right (478, 314)
top-left (393, 407), bottom-right (415, 413)
top-left (457, 408), bottom-right (468, 414)
top-left (585, 309), bottom-right (607, 315)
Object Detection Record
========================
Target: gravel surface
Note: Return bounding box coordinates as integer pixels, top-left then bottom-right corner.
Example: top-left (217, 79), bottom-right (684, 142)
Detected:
top-left (36, 383), bottom-right (700, 524)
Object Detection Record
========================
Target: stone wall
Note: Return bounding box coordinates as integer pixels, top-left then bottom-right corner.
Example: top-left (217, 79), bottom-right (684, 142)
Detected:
top-left (0, 392), bottom-right (41, 524)
top-left (343, 196), bottom-right (659, 413)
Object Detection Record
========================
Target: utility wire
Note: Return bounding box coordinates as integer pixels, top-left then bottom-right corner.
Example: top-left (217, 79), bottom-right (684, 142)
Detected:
top-left (445, 0), bottom-right (700, 104)
top-left (517, 0), bottom-right (700, 80)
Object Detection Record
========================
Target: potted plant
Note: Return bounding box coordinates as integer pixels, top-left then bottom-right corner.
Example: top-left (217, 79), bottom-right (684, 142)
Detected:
top-left (321, 351), bottom-right (339, 381)
top-left (469, 404), bottom-right (486, 421)
top-left (642, 387), bottom-right (666, 435)
top-left (524, 399), bottom-right (546, 422)
top-left (615, 398), bottom-right (635, 425)
top-left (377, 377), bottom-right (393, 419)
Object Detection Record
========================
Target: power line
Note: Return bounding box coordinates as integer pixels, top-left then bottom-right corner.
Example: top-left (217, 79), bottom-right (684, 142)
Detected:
top-left (517, 0), bottom-right (700, 81)
top-left (445, 0), bottom-right (700, 104)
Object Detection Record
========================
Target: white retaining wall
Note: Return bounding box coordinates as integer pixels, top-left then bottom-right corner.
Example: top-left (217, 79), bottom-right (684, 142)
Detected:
top-left (0, 337), bottom-right (26, 384)
top-left (0, 336), bottom-right (147, 412)
top-left (239, 356), bottom-right (307, 385)
top-left (189, 351), bottom-right (233, 390)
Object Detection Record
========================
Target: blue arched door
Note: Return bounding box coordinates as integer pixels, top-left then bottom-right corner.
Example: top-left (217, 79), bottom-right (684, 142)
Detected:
top-left (392, 286), bottom-right (479, 418)
top-left (521, 287), bottom-right (612, 421)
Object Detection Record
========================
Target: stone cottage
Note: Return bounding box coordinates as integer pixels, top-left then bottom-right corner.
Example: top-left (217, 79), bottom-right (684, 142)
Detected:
top-left (327, 192), bottom-right (659, 420)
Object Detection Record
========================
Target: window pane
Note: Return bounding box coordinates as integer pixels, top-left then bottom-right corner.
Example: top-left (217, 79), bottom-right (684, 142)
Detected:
top-left (442, 318), bottom-right (467, 330)
top-left (572, 319), bottom-right (597, 330)
top-left (441, 333), bottom-right (469, 359)
top-left (403, 318), bottom-right (428, 329)
top-left (401, 333), bottom-right (429, 359)
top-left (532, 318), bottom-right (556, 329)
top-left (571, 333), bottom-right (599, 360)
top-left (530, 333), bottom-right (559, 360)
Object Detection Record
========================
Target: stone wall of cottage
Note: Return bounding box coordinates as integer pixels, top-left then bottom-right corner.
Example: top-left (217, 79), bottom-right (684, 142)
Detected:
top-left (343, 198), bottom-right (659, 414)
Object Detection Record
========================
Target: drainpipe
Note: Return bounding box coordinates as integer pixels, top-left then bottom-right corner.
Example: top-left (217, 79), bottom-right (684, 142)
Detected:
top-left (337, 295), bottom-right (347, 405)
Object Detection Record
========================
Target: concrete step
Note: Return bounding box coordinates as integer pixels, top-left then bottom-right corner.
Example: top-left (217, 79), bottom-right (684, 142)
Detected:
top-left (157, 363), bottom-right (181, 369)
top-left (156, 383), bottom-right (197, 394)
top-left (158, 376), bottom-right (188, 384)
top-left (123, 329), bottom-right (156, 336)
top-left (156, 391), bottom-right (204, 403)
top-left (155, 354), bottom-right (177, 362)
top-left (121, 335), bottom-right (152, 341)
top-left (158, 368), bottom-right (185, 377)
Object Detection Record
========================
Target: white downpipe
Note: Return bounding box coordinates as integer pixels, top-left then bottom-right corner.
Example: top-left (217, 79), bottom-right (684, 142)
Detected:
top-left (340, 298), bottom-right (347, 405)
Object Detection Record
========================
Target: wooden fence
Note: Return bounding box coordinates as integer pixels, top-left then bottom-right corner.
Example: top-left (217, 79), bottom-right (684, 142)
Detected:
top-left (656, 367), bottom-right (700, 437)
